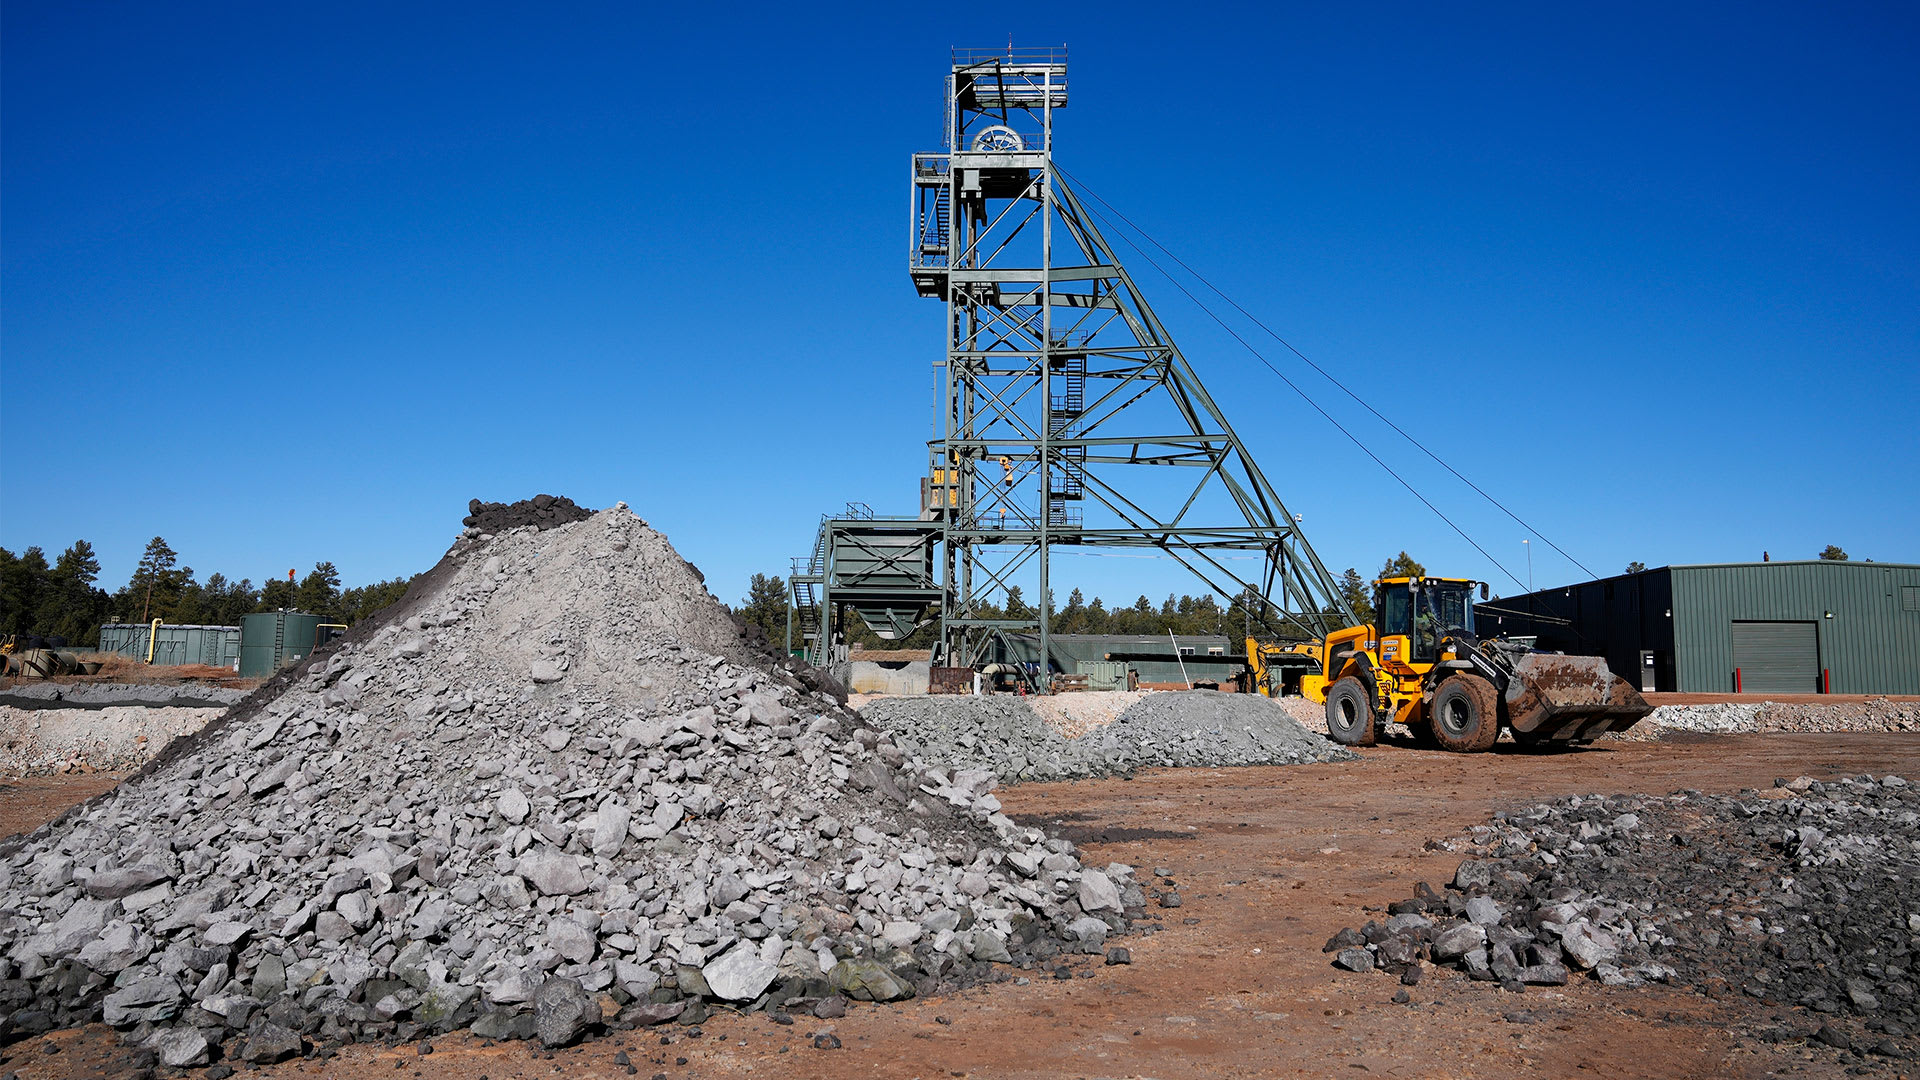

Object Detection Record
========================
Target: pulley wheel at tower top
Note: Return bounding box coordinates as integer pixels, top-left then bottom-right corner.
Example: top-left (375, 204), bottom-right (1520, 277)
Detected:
top-left (971, 126), bottom-right (1024, 152)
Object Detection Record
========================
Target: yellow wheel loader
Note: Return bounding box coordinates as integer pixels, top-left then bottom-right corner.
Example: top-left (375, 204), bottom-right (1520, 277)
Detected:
top-left (1250, 576), bottom-right (1651, 752)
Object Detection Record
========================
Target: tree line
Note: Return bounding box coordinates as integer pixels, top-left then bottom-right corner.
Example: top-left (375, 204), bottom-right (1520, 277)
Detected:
top-left (732, 551), bottom-right (1440, 650)
top-left (0, 536), bottom-right (415, 647)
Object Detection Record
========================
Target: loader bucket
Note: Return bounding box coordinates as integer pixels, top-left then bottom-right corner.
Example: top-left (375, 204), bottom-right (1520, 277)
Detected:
top-left (1504, 653), bottom-right (1652, 743)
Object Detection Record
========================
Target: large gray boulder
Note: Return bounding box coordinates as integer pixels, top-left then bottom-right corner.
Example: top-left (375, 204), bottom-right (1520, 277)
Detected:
top-left (827, 958), bottom-right (915, 1002)
top-left (240, 1022), bottom-right (303, 1063)
top-left (156, 1028), bottom-right (211, 1067)
top-left (84, 865), bottom-right (172, 899)
top-left (703, 941), bottom-right (778, 1002)
top-left (1077, 870), bottom-right (1123, 914)
top-left (1431, 923), bottom-right (1487, 963)
top-left (534, 976), bottom-right (600, 1048)
top-left (100, 976), bottom-right (183, 1026)
top-left (517, 849), bottom-right (589, 896)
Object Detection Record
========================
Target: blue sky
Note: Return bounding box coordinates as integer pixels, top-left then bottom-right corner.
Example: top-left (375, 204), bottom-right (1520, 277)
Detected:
top-left (4, 2), bottom-right (1916, 610)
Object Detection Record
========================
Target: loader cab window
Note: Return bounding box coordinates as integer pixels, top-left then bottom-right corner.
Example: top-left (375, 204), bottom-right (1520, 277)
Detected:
top-left (1376, 583), bottom-right (1412, 637)
top-left (1410, 581), bottom-right (1476, 662)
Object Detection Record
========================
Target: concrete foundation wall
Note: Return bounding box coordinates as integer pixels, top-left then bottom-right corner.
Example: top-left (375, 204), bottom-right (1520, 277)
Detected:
top-left (834, 660), bottom-right (932, 695)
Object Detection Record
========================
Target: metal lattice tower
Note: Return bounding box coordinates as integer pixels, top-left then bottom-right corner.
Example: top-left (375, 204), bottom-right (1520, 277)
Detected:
top-left (908, 46), bottom-right (1354, 673)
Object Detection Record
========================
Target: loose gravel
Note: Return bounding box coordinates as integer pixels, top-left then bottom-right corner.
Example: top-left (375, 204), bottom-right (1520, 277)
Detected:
top-left (1, 706), bottom-right (225, 777)
top-left (0, 497), bottom-right (1142, 1058)
top-left (1325, 774), bottom-right (1920, 1062)
top-left (0, 684), bottom-right (247, 711)
top-left (1611, 699), bottom-right (1920, 740)
top-left (860, 690), bottom-right (1353, 782)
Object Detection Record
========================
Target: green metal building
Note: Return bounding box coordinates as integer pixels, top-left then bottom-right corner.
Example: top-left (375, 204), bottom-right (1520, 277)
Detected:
top-left (992, 633), bottom-right (1238, 685)
top-left (1474, 561), bottom-right (1920, 695)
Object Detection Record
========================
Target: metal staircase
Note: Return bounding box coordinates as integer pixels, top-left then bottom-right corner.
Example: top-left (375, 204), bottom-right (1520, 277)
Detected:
top-left (910, 155), bottom-right (952, 297)
top-left (787, 519), bottom-right (831, 658)
top-left (1048, 353), bottom-right (1085, 530)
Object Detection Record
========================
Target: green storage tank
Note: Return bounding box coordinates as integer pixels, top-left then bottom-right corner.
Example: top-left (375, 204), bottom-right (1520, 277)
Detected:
top-left (239, 611), bottom-right (329, 678)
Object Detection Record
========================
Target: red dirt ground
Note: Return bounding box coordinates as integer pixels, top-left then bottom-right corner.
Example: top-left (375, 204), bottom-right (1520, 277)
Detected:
top-left (4, 734), bottom-right (1916, 1080)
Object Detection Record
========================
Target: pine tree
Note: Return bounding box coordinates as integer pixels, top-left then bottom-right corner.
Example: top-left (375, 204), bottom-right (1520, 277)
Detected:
top-left (735, 573), bottom-right (789, 644)
top-left (296, 562), bottom-right (343, 619)
top-left (1338, 568), bottom-right (1373, 625)
top-left (1376, 551), bottom-right (1426, 580)
top-left (257, 577), bottom-right (295, 611)
top-left (131, 537), bottom-right (178, 624)
top-left (41, 541), bottom-right (107, 643)
top-left (1006, 586), bottom-right (1032, 619)
top-left (0, 547), bottom-right (49, 636)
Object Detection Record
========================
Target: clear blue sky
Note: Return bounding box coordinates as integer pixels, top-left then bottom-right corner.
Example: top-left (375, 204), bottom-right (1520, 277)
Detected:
top-left (4, 2), bottom-right (1916, 610)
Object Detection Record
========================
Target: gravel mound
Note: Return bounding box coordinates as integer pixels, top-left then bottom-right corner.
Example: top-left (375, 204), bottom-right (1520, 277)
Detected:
top-left (0, 499), bottom-right (1139, 1055)
top-left (0, 684), bottom-right (247, 711)
top-left (1609, 699), bottom-right (1920, 740)
top-left (1324, 775), bottom-right (1919, 1059)
top-left (1028, 691), bottom-right (1144, 739)
top-left (1, 706), bottom-right (224, 777)
top-left (861, 690), bottom-right (1353, 782)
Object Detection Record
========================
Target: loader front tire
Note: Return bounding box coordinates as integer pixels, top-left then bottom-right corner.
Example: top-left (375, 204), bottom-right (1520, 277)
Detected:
top-left (1430, 675), bottom-right (1500, 753)
top-left (1325, 677), bottom-right (1376, 747)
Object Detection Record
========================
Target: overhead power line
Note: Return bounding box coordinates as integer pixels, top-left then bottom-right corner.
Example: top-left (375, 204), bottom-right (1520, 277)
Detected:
top-left (1059, 166), bottom-right (1598, 586)
top-left (1062, 179), bottom-right (1528, 593)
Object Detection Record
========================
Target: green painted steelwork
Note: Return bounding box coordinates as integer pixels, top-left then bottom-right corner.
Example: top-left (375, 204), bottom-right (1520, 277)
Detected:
top-left (239, 611), bottom-right (329, 678)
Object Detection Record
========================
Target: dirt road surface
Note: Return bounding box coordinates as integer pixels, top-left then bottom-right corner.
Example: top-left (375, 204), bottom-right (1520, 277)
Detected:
top-left (4, 734), bottom-right (1916, 1080)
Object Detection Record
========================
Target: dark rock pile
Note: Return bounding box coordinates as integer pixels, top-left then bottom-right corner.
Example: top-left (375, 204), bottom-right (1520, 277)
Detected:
top-left (1326, 774), bottom-right (1918, 1060)
top-left (462, 494), bottom-right (592, 535)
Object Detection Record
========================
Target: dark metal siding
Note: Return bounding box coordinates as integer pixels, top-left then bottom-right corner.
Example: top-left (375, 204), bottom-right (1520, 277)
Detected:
top-left (1473, 570), bottom-right (1677, 690)
top-left (1672, 563), bottom-right (1920, 694)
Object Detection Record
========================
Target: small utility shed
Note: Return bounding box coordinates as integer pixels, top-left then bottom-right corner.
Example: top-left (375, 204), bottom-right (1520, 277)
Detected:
top-left (1475, 561), bottom-right (1920, 695)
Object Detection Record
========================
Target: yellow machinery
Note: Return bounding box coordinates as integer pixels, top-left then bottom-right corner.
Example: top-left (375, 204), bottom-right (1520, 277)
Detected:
top-left (1251, 575), bottom-right (1651, 752)
top-left (1244, 638), bottom-right (1321, 697)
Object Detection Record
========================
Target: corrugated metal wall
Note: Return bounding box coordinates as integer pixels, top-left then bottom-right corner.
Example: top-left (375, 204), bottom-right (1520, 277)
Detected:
top-left (1672, 563), bottom-right (1920, 694)
top-left (96, 624), bottom-right (242, 668)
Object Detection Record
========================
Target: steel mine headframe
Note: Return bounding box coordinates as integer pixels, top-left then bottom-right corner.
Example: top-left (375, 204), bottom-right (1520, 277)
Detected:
top-left (912, 47), bottom-right (1354, 669)
top-left (789, 48), bottom-right (1354, 677)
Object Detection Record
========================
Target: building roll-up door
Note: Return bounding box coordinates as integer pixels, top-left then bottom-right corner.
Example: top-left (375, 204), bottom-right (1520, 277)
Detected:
top-left (1731, 621), bottom-right (1818, 693)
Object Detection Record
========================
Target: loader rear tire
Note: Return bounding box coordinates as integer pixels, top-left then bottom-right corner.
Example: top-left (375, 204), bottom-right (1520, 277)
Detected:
top-left (1430, 675), bottom-right (1500, 753)
top-left (1325, 677), bottom-right (1376, 747)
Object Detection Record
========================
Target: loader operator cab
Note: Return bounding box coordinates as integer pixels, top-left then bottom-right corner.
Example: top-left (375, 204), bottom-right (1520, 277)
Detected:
top-left (1374, 577), bottom-right (1480, 663)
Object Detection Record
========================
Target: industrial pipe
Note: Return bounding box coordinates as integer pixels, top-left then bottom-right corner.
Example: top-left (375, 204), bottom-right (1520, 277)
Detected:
top-left (145, 618), bottom-right (162, 665)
